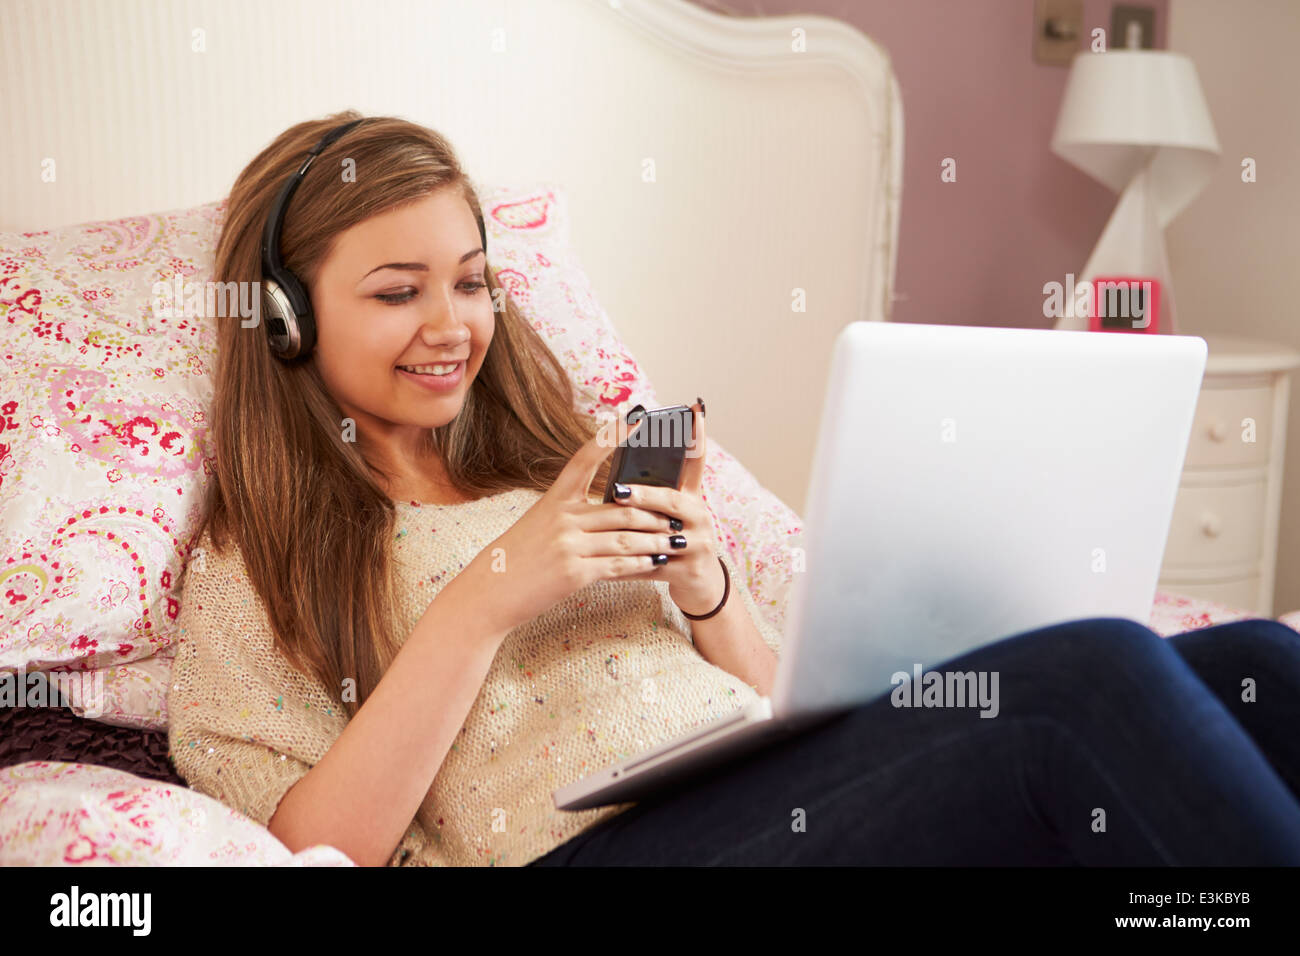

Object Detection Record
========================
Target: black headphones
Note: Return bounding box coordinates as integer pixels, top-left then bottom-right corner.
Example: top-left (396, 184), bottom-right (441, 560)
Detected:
top-left (259, 118), bottom-right (489, 361)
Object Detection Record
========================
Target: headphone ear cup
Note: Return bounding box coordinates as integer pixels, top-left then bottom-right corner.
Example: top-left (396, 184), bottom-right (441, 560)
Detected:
top-left (281, 271), bottom-right (316, 356)
top-left (260, 270), bottom-right (316, 359)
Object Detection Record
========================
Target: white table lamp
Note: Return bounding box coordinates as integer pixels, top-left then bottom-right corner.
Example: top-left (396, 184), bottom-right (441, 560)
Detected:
top-left (1050, 50), bottom-right (1220, 333)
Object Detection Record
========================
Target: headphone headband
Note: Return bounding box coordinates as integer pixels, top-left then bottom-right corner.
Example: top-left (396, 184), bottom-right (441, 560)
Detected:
top-left (261, 119), bottom-right (366, 278)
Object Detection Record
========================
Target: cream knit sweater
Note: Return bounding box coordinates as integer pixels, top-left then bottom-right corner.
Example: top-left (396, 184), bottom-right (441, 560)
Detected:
top-left (166, 487), bottom-right (784, 867)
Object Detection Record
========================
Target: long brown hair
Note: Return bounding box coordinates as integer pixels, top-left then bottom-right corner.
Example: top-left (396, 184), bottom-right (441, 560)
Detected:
top-left (195, 110), bottom-right (612, 717)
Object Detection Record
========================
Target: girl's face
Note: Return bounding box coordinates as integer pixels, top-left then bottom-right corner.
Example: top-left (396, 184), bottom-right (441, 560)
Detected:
top-left (309, 189), bottom-right (494, 462)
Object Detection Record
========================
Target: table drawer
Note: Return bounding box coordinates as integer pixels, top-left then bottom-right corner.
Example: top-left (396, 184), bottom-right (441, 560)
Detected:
top-left (1163, 480), bottom-right (1266, 569)
top-left (1184, 384), bottom-right (1274, 469)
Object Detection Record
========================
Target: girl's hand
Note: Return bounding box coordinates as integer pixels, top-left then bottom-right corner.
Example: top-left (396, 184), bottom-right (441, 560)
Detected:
top-left (611, 400), bottom-right (724, 616)
top-left (465, 414), bottom-right (679, 637)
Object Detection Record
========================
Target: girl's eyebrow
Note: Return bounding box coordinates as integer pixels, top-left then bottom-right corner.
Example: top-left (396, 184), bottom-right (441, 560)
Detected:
top-left (360, 248), bottom-right (484, 281)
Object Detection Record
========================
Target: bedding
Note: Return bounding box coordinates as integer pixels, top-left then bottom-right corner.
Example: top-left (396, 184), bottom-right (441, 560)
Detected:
top-left (0, 760), bottom-right (355, 866)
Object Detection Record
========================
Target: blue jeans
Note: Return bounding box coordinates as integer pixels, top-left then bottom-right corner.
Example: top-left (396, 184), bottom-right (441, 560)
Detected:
top-left (528, 617), bottom-right (1300, 865)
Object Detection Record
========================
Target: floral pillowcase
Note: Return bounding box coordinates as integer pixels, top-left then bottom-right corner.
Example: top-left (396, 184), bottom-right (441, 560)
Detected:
top-left (0, 183), bottom-right (804, 731)
top-left (1, 203), bottom-right (223, 726)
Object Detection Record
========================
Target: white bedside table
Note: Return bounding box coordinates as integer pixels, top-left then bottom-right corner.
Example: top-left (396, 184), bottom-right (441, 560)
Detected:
top-left (1158, 333), bottom-right (1300, 616)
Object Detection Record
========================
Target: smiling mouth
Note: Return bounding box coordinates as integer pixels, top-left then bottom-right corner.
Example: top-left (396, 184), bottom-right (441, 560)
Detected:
top-left (396, 361), bottom-right (463, 376)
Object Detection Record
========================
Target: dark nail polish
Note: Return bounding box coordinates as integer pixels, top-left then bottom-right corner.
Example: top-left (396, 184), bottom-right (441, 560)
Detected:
top-left (652, 553), bottom-right (669, 566)
top-left (669, 534), bottom-right (687, 549)
top-left (696, 396), bottom-right (706, 419)
top-left (669, 517), bottom-right (683, 531)
top-left (613, 482), bottom-right (631, 499)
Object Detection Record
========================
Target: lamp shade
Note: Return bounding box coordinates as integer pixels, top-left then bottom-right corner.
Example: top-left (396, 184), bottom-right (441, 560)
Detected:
top-left (1051, 50), bottom-right (1220, 228)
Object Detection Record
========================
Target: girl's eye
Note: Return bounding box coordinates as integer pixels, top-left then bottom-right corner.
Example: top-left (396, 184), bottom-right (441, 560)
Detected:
top-left (376, 282), bottom-right (486, 305)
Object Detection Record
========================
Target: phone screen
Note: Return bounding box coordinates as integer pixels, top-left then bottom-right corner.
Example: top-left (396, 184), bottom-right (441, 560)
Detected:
top-left (602, 405), bottom-right (695, 502)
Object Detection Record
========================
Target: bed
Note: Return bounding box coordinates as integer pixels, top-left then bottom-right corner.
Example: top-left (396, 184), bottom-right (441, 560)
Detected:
top-left (1, 0), bottom-right (1295, 867)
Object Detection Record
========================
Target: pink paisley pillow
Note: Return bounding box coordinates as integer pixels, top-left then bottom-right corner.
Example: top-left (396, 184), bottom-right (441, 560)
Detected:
top-left (1, 182), bottom-right (804, 730)
top-left (0, 762), bottom-right (355, 865)
top-left (0, 203), bottom-right (223, 676)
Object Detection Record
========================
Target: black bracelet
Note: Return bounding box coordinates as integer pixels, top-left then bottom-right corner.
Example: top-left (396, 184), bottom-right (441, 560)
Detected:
top-left (680, 555), bottom-right (730, 620)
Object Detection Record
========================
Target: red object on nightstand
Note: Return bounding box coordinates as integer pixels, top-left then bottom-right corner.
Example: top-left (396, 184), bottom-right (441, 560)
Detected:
top-left (1089, 276), bottom-right (1161, 333)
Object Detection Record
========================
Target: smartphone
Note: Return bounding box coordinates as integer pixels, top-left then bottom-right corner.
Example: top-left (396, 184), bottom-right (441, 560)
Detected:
top-left (601, 403), bottom-right (696, 503)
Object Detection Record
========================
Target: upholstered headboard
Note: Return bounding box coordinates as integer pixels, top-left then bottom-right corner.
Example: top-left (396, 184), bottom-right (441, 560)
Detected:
top-left (0, 0), bottom-right (902, 512)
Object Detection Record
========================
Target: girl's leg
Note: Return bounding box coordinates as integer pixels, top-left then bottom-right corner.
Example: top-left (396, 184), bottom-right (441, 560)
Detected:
top-left (1165, 618), bottom-right (1300, 801)
top-left (530, 617), bottom-right (1300, 866)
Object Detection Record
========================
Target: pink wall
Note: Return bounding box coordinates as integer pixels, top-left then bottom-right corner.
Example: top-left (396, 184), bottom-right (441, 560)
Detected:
top-left (688, 0), bottom-right (1169, 327)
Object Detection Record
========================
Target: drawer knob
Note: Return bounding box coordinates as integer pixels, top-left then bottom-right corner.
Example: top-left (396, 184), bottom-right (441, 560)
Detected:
top-left (1201, 512), bottom-right (1222, 538)
top-left (1207, 420), bottom-right (1228, 442)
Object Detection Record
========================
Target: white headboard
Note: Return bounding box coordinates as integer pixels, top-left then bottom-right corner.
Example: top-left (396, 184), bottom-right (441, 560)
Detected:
top-left (0, 0), bottom-right (902, 513)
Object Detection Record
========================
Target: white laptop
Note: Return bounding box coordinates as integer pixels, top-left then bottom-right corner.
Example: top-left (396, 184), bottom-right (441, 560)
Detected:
top-left (553, 321), bottom-right (1208, 811)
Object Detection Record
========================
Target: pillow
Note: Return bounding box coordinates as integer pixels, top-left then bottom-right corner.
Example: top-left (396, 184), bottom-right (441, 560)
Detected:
top-left (0, 202), bottom-right (223, 678)
top-left (0, 761), bottom-right (354, 866)
top-left (0, 182), bottom-right (805, 730)
top-left (59, 643), bottom-right (176, 730)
